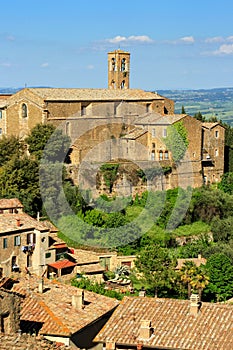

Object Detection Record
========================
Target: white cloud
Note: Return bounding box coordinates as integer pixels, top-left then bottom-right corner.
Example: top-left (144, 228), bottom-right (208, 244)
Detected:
top-left (205, 36), bottom-right (224, 43)
top-left (180, 36), bottom-right (195, 43)
top-left (106, 35), bottom-right (153, 44)
top-left (214, 44), bottom-right (233, 55)
top-left (40, 62), bottom-right (49, 68)
top-left (226, 36), bottom-right (233, 42)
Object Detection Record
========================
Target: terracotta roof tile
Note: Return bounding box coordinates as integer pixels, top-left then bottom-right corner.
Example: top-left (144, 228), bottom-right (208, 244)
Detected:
top-left (26, 88), bottom-right (163, 101)
top-left (95, 296), bottom-right (233, 350)
top-left (12, 274), bottom-right (119, 337)
top-left (0, 198), bottom-right (23, 209)
top-left (0, 213), bottom-right (48, 234)
top-left (47, 259), bottom-right (76, 270)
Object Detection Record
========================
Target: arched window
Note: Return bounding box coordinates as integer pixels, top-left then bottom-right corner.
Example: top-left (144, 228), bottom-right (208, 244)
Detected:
top-left (164, 151), bottom-right (169, 160)
top-left (151, 150), bottom-right (155, 160)
top-left (121, 58), bottom-right (126, 71)
top-left (152, 143), bottom-right (155, 149)
top-left (22, 103), bottom-right (28, 118)
top-left (111, 80), bottom-right (116, 89)
top-left (121, 80), bottom-right (125, 89)
top-left (159, 150), bottom-right (163, 160)
top-left (111, 58), bottom-right (116, 71)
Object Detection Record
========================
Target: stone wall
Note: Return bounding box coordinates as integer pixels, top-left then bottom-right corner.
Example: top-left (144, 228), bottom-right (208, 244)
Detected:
top-left (0, 289), bottom-right (22, 333)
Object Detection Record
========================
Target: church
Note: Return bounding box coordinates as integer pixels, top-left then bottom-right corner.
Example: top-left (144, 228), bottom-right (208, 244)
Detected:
top-left (0, 50), bottom-right (225, 194)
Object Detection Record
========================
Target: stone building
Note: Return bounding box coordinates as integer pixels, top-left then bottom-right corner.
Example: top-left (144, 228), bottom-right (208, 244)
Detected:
top-left (0, 198), bottom-right (57, 277)
top-left (0, 50), bottom-right (225, 193)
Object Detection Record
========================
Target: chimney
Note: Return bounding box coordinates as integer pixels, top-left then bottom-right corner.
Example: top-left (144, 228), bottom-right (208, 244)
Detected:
top-left (16, 218), bottom-right (21, 227)
top-left (38, 277), bottom-right (44, 293)
top-left (106, 339), bottom-right (115, 350)
top-left (139, 320), bottom-right (153, 340)
top-left (139, 287), bottom-right (146, 297)
top-left (72, 290), bottom-right (84, 309)
top-left (190, 293), bottom-right (201, 315)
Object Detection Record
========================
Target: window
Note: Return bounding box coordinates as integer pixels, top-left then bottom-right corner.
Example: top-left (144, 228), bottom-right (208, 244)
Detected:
top-left (14, 235), bottom-right (21, 246)
top-left (146, 103), bottom-right (151, 113)
top-left (81, 105), bottom-right (86, 116)
top-left (22, 103), bottom-right (28, 118)
top-left (164, 151), bottom-right (169, 160)
top-left (3, 238), bottom-right (7, 249)
top-left (215, 130), bottom-right (219, 138)
top-left (215, 149), bottom-right (218, 157)
top-left (163, 128), bottom-right (167, 137)
top-left (151, 151), bottom-right (155, 160)
top-left (45, 252), bottom-right (51, 259)
top-left (0, 110), bottom-right (2, 119)
top-left (152, 143), bottom-right (155, 149)
top-left (120, 80), bottom-right (125, 89)
top-left (152, 128), bottom-right (156, 137)
top-left (121, 58), bottom-right (126, 71)
top-left (8, 208), bottom-right (13, 213)
top-left (111, 58), bottom-right (116, 71)
top-left (0, 128), bottom-right (2, 136)
top-left (27, 233), bottom-right (36, 244)
top-left (159, 150), bottom-right (163, 160)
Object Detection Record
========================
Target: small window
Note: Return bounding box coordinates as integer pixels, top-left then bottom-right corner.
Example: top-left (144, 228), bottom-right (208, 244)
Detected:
top-left (152, 128), bottom-right (156, 137)
top-left (81, 105), bottom-right (86, 116)
top-left (164, 151), bottom-right (169, 160)
top-left (215, 130), bottom-right (219, 138)
top-left (215, 149), bottom-right (218, 157)
top-left (111, 58), bottom-right (116, 71)
top-left (0, 128), bottom-right (2, 136)
top-left (0, 110), bottom-right (2, 119)
top-left (22, 103), bottom-right (28, 118)
top-left (163, 128), bottom-right (167, 137)
top-left (159, 151), bottom-right (163, 160)
top-left (120, 80), bottom-right (125, 89)
top-left (8, 208), bottom-right (13, 213)
top-left (152, 143), bottom-right (155, 149)
top-left (121, 58), bottom-right (126, 71)
top-left (14, 235), bottom-right (21, 246)
top-left (3, 238), bottom-right (7, 249)
top-left (45, 252), bottom-right (51, 259)
top-left (151, 150), bottom-right (155, 160)
top-left (65, 122), bottom-right (70, 136)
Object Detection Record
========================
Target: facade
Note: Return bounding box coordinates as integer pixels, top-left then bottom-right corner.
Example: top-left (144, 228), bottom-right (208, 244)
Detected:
top-left (0, 51), bottom-right (225, 191)
top-left (94, 294), bottom-right (233, 350)
top-left (0, 198), bottom-right (57, 278)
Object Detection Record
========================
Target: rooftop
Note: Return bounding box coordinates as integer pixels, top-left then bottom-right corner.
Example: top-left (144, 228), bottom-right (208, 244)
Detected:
top-left (12, 274), bottom-right (119, 337)
top-left (0, 198), bottom-right (23, 210)
top-left (95, 296), bottom-right (233, 350)
top-left (0, 212), bottom-right (48, 234)
top-left (176, 255), bottom-right (207, 270)
top-left (24, 88), bottom-right (163, 102)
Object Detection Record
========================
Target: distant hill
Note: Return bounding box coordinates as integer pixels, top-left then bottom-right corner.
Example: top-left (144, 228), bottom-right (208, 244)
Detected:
top-left (157, 87), bottom-right (233, 125)
top-left (1, 87), bottom-right (233, 126)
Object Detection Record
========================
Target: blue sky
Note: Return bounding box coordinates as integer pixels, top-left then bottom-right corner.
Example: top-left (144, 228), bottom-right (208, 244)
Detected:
top-left (1, 0), bottom-right (233, 90)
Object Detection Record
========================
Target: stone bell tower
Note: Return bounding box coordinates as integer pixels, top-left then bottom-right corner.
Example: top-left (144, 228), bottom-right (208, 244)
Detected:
top-left (108, 50), bottom-right (130, 89)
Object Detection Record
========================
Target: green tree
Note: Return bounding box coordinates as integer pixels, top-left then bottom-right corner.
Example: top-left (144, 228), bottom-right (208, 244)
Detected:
top-left (218, 172), bottom-right (233, 195)
top-left (25, 124), bottom-right (56, 160)
top-left (203, 253), bottom-right (233, 301)
top-left (193, 111), bottom-right (205, 122)
top-left (0, 135), bottom-right (23, 166)
top-left (211, 216), bottom-right (233, 243)
top-left (181, 105), bottom-right (186, 114)
top-left (135, 245), bottom-right (177, 296)
top-left (164, 121), bottom-right (189, 163)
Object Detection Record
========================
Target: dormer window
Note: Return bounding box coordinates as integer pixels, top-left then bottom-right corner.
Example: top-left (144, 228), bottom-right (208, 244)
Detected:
top-left (22, 103), bottom-right (28, 118)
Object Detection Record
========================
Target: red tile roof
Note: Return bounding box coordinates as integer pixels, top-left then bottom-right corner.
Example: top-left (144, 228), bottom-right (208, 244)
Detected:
top-left (47, 259), bottom-right (76, 270)
top-left (94, 296), bottom-right (233, 350)
top-left (0, 213), bottom-right (49, 233)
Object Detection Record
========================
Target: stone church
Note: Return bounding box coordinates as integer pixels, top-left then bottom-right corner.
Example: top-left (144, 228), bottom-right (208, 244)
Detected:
top-left (0, 50), bottom-right (225, 194)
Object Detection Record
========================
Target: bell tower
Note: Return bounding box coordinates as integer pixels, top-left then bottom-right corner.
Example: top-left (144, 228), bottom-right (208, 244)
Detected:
top-left (108, 50), bottom-right (130, 89)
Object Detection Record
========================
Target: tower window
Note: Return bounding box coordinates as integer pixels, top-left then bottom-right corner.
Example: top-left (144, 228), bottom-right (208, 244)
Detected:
top-left (22, 103), bottom-right (28, 118)
top-left (111, 80), bottom-right (116, 89)
top-left (152, 143), bottom-right (155, 149)
top-left (111, 58), bottom-right (116, 71)
top-left (215, 130), bottom-right (219, 138)
top-left (215, 149), bottom-right (218, 157)
top-left (121, 80), bottom-right (125, 89)
top-left (121, 58), bottom-right (126, 71)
